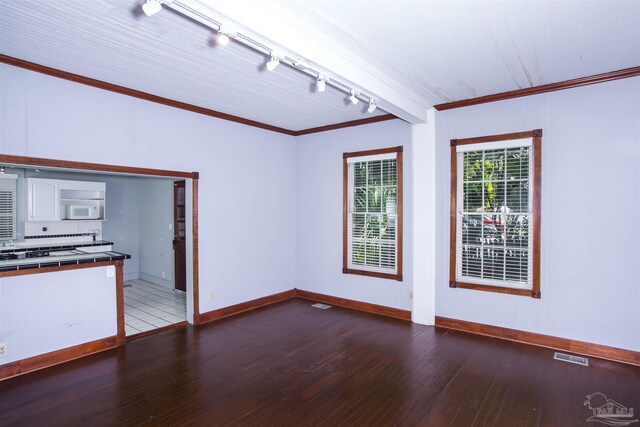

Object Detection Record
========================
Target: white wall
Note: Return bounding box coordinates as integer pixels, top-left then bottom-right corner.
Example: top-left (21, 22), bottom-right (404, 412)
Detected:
top-left (0, 64), bottom-right (297, 321)
top-left (0, 266), bottom-right (117, 363)
top-left (295, 120), bottom-right (414, 310)
top-left (101, 176), bottom-right (141, 280)
top-left (435, 77), bottom-right (640, 351)
top-left (139, 178), bottom-right (175, 287)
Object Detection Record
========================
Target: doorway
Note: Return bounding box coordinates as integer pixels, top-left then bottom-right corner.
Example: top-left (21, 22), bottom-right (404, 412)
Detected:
top-left (173, 180), bottom-right (186, 292)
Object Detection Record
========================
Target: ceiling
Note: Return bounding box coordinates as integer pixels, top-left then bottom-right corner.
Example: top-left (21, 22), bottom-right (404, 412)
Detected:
top-left (1, 0), bottom-right (639, 131)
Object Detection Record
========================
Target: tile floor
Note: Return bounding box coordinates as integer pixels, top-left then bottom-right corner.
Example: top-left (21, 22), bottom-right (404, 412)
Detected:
top-left (124, 279), bottom-right (187, 336)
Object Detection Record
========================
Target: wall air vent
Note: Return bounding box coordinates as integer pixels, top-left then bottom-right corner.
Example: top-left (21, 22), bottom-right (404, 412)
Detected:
top-left (311, 303), bottom-right (332, 310)
top-left (553, 352), bottom-right (589, 366)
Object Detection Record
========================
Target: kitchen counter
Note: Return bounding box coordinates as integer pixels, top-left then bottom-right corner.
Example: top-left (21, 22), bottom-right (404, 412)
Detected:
top-left (0, 240), bottom-right (114, 254)
top-left (0, 250), bottom-right (130, 272)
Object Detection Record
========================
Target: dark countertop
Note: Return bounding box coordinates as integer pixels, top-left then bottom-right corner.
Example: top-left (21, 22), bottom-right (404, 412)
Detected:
top-left (0, 250), bottom-right (130, 272)
top-left (0, 240), bottom-right (114, 254)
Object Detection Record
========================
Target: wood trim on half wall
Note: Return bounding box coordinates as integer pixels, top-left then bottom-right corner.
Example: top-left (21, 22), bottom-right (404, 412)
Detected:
top-left (435, 316), bottom-right (640, 367)
top-left (434, 66), bottom-right (640, 111)
top-left (0, 54), bottom-right (398, 137)
top-left (0, 336), bottom-right (119, 381)
top-left (295, 289), bottom-right (411, 321)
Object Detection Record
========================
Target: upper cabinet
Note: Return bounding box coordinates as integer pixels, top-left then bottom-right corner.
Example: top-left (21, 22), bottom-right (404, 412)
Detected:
top-left (26, 178), bottom-right (60, 221)
top-left (59, 180), bottom-right (106, 220)
top-left (26, 178), bottom-right (106, 221)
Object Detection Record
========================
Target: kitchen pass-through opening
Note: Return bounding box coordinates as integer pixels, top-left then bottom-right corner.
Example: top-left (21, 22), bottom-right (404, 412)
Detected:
top-left (0, 155), bottom-right (198, 342)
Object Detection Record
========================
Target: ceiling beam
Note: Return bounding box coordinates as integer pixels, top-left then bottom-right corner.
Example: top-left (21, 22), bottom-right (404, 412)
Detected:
top-left (177, 0), bottom-right (430, 124)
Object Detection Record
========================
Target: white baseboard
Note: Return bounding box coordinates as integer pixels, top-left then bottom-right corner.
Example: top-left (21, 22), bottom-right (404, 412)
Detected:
top-left (139, 272), bottom-right (174, 289)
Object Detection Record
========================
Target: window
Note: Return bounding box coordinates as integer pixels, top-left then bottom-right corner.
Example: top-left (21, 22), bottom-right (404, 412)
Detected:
top-left (0, 174), bottom-right (18, 240)
top-left (450, 130), bottom-right (541, 298)
top-left (343, 146), bottom-right (403, 281)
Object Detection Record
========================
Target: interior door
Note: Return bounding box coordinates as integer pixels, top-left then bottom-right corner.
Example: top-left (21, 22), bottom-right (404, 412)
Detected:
top-left (173, 180), bottom-right (187, 292)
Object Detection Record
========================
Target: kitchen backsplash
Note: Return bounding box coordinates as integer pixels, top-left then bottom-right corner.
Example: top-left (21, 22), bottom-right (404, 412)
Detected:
top-left (23, 221), bottom-right (103, 245)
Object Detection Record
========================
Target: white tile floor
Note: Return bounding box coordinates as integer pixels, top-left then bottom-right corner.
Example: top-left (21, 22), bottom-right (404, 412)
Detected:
top-left (124, 279), bottom-right (187, 336)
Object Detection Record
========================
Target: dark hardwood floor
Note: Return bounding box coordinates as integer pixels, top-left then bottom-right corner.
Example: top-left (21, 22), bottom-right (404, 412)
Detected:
top-left (1, 299), bottom-right (638, 426)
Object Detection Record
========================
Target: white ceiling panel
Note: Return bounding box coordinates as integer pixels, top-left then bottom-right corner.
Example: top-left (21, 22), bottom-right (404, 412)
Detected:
top-left (209, 0), bottom-right (640, 104)
top-left (0, 0), bottom-right (387, 132)
top-left (1, 0), bottom-right (638, 131)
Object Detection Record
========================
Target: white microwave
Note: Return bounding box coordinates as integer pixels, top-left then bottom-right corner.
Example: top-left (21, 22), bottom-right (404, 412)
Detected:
top-left (66, 205), bottom-right (100, 220)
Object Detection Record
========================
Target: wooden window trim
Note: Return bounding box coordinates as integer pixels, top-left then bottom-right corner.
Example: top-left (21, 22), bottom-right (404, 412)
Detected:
top-left (449, 129), bottom-right (541, 298)
top-left (343, 146), bottom-right (403, 281)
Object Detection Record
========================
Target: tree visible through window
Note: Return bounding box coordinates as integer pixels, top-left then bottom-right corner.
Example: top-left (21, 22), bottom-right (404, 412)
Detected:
top-left (450, 130), bottom-right (541, 298)
top-left (460, 147), bottom-right (530, 283)
top-left (344, 146), bottom-right (403, 280)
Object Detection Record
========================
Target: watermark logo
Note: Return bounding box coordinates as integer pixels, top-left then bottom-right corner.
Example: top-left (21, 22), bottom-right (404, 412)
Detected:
top-left (584, 392), bottom-right (638, 426)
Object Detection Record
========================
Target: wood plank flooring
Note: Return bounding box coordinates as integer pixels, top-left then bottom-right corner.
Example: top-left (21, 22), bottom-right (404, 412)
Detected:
top-left (1, 299), bottom-right (638, 426)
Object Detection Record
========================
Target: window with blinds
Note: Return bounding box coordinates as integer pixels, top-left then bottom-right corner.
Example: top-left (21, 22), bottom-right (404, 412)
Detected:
top-left (0, 174), bottom-right (18, 240)
top-left (455, 138), bottom-right (535, 290)
top-left (344, 147), bottom-right (403, 280)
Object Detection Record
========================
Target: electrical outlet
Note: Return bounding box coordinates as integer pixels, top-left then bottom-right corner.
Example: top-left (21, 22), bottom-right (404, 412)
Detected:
top-left (209, 292), bottom-right (215, 301)
top-left (162, 271), bottom-right (166, 279)
top-left (0, 342), bottom-right (7, 358)
top-left (409, 291), bottom-right (413, 300)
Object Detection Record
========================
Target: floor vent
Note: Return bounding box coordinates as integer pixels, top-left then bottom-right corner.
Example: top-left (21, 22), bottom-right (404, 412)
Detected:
top-left (123, 284), bottom-right (132, 288)
top-left (554, 352), bottom-right (589, 366)
top-left (311, 303), bottom-right (332, 310)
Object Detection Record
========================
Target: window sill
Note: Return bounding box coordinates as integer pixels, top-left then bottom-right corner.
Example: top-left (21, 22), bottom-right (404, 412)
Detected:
top-left (343, 268), bottom-right (402, 282)
top-left (449, 280), bottom-right (540, 298)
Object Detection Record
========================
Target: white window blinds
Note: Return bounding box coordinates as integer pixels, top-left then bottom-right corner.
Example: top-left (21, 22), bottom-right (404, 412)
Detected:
top-left (347, 152), bottom-right (398, 274)
top-left (0, 174), bottom-right (18, 240)
top-left (456, 139), bottom-right (533, 289)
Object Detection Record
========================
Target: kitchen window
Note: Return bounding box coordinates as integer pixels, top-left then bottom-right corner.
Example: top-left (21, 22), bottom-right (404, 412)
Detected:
top-left (450, 130), bottom-right (541, 298)
top-left (0, 174), bottom-right (18, 241)
top-left (343, 146), bottom-right (403, 281)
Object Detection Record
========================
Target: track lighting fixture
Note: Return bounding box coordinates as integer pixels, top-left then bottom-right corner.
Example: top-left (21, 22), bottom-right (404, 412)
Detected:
top-left (316, 75), bottom-right (326, 93)
top-left (0, 166), bottom-right (5, 174)
top-left (217, 32), bottom-right (230, 46)
top-left (266, 54), bottom-right (280, 71)
top-left (349, 90), bottom-right (359, 105)
top-left (142, 0), bottom-right (163, 17)
top-left (143, 1), bottom-right (387, 114)
top-left (367, 99), bottom-right (377, 113)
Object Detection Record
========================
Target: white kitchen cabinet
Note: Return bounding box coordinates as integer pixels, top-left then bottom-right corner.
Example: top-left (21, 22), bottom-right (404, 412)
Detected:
top-left (60, 180), bottom-right (106, 220)
top-left (26, 178), bottom-right (60, 221)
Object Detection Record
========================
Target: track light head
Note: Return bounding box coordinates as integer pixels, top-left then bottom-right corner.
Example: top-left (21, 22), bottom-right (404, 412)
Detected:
top-left (266, 54), bottom-right (280, 71)
top-left (367, 99), bottom-right (377, 113)
top-left (142, 0), bottom-right (163, 17)
top-left (217, 32), bottom-right (230, 46)
top-left (316, 75), bottom-right (326, 93)
top-left (349, 90), bottom-right (359, 105)
top-left (0, 166), bottom-right (5, 174)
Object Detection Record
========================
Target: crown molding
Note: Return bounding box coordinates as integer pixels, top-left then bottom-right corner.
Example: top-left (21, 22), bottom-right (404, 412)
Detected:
top-left (434, 66), bottom-right (640, 111)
